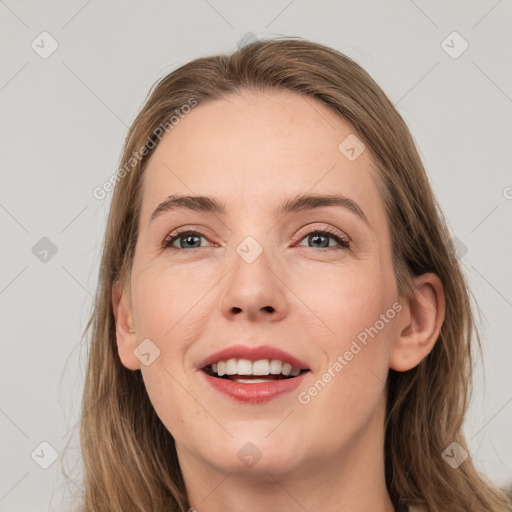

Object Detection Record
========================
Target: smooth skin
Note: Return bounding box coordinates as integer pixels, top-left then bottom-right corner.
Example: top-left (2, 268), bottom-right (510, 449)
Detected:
top-left (113, 89), bottom-right (445, 512)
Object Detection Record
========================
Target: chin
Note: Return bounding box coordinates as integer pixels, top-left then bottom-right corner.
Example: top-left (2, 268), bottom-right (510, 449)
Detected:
top-left (201, 430), bottom-right (307, 477)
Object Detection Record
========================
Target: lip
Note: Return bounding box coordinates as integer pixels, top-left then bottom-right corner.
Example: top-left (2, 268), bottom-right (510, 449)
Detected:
top-left (199, 344), bottom-right (309, 370)
top-left (201, 370), bottom-right (308, 403)
top-left (198, 344), bottom-right (310, 404)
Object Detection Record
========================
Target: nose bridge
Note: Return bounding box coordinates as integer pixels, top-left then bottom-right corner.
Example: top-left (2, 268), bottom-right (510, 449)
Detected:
top-left (220, 228), bottom-right (289, 321)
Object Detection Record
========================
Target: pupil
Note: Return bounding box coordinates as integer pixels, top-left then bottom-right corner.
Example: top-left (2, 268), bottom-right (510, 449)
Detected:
top-left (310, 234), bottom-right (328, 248)
top-left (182, 235), bottom-right (201, 249)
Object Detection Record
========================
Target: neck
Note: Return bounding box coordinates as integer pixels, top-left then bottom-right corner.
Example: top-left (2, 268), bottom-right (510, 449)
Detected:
top-left (179, 397), bottom-right (394, 512)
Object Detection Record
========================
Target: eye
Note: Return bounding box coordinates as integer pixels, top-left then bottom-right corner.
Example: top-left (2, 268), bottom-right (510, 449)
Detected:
top-left (162, 226), bottom-right (351, 251)
top-left (162, 229), bottom-right (212, 250)
top-left (296, 226), bottom-right (350, 250)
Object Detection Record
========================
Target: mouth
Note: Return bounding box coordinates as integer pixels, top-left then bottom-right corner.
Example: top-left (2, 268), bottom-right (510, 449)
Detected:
top-left (199, 345), bottom-right (311, 403)
top-left (202, 358), bottom-right (309, 383)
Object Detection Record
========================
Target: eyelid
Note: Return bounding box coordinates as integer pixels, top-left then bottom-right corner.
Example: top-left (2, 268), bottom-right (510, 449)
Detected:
top-left (162, 225), bottom-right (215, 248)
top-left (162, 223), bottom-right (351, 250)
top-left (293, 223), bottom-right (350, 244)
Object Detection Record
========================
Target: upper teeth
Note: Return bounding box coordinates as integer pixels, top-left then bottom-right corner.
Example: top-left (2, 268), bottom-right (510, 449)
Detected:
top-left (212, 359), bottom-right (301, 377)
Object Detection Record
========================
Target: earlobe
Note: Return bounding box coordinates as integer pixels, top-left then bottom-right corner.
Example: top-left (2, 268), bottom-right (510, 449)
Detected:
top-left (112, 280), bottom-right (141, 371)
top-left (390, 273), bottom-right (445, 372)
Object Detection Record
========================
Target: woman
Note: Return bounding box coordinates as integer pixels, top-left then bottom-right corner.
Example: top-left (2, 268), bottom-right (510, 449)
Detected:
top-left (75, 38), bottom-right (511, 511)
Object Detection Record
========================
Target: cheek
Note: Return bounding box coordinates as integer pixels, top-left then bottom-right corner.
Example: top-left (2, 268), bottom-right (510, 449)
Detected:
top-left (139, 364), bottom-right (216, 450)
top-left (288, 256), bottom-right (395, 344)
top-left (131, 260), bottom-right (215, 341)
top-left (286, 259), bottom-right (396, 398)
top-left (290, 273), bottom-right (396, 449)
top-left (130, 265), bottom-right (219, 444)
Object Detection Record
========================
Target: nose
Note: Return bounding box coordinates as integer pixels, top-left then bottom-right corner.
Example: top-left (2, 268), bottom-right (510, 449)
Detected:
top-left (220, 244), bottom-right (289, 323)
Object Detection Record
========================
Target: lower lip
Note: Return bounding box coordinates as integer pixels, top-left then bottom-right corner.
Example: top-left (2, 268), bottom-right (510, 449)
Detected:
top-left (201, 371), bottom-right (308, 403)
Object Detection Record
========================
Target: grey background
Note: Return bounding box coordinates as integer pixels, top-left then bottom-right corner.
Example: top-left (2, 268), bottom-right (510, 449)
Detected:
top-left (1, 0), bottom-right (511, 510)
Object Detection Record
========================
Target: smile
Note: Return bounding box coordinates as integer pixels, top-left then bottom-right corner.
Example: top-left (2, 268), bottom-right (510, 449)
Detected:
top-left (205, 358), bottom-right (304, 382)
top-left (199, 345), bottom-right (310, 403)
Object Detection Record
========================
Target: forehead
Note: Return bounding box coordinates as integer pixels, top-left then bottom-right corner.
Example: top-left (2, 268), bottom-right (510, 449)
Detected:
top-left (141, 89), bottom-right (386, 227)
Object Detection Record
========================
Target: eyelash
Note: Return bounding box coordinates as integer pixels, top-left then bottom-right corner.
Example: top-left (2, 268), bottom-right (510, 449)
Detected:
top-left (162, 225), bottom-right (351, 251)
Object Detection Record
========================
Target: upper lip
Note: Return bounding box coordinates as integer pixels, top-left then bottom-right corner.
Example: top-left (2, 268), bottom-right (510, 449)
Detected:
top-left (199, 344), bottom-right (309, 370)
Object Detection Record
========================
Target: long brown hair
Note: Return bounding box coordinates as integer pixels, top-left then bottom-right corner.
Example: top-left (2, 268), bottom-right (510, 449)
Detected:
top-left (69, 37), bottom-right (511, 511)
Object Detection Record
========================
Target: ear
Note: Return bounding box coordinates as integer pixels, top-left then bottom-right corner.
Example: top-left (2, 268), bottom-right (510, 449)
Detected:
top-left (112, 280), bottom-right (141, 371)
top-left (390, 273), bottom-right (445, 372)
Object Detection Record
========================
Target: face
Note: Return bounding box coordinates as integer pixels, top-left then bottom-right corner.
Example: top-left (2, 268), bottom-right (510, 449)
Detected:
top-left (119, 90), bottom-right (402, 478)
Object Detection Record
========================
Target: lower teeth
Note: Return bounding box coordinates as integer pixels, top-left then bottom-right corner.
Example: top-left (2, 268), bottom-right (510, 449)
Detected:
top-left (232, 378), bottom-right (274, 384)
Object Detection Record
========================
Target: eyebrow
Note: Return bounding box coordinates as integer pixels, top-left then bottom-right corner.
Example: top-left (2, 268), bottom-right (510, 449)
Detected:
top-left (150, 193), bottom-right (370, 227)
